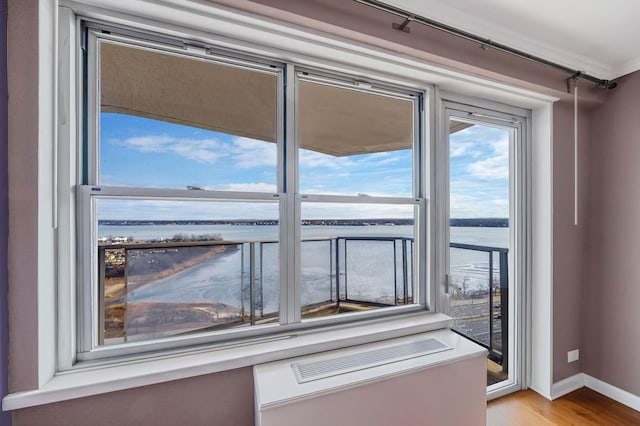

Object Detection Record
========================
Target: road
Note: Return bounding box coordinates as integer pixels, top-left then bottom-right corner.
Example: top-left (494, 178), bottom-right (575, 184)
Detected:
top-left (449, 297), bottom-right (503, 349)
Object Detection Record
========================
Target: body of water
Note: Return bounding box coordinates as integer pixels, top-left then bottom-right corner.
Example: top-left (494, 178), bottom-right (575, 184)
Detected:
top-left (100, 224), bottom-right (508, 315)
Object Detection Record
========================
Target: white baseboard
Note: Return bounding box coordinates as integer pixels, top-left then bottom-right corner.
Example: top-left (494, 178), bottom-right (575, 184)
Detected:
top-left (551, 373), bottom-right (585, 399)
top-left (584, 375), bottom-right (640, 412)
top-left (550, 373), bottom-right (640, 412)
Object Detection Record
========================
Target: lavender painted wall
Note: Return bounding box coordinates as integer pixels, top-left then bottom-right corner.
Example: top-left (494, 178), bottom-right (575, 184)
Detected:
top-left (241, 0), bottom-right (605, 107)
top-left (247, 0), bottom-right (569, 89)
top-left (551, 100), bottom-right (590, 381)
top-left (1, 0), bottom-right (11, 423)
top-left (6, 0), bottom-right (40, 394)
top-left (585, 71), bottom-right (640, 396)
top-left (12, 368), bottom-right (255, 426)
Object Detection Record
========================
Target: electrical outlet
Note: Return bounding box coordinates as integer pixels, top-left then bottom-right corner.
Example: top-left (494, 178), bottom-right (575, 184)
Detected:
top-left (568, 349), bottom-right (579, 363)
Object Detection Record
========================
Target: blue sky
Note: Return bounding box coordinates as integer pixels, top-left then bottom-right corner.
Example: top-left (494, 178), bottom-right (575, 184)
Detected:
top-left (449, 124), bottom-right (510, 218)
top-left (99, 114), bottom-right (509, 220)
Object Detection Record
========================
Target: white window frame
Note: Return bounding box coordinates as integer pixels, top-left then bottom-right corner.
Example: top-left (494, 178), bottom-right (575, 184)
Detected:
top-left (294, 68), bottom-right (429, 312)
top-left (438, 97), bottom-right (531, 400)
top-left (79, 28), bottom-right (289, 358)
top-left (76, 23), bottom-right (430, 361)
top-left (0, 0), bottom-right (556, 410)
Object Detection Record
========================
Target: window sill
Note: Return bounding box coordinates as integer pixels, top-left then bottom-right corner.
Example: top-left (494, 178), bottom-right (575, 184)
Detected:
top-left (2, 312), bottom-right (451, 411)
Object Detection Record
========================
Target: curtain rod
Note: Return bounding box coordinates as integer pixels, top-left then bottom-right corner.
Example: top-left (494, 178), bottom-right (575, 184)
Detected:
top-left (354, 0), bottom-right (617, 91)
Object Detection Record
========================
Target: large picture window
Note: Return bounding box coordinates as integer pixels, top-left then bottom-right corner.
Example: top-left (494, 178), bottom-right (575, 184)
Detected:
top-left (78, 27), bottom-right (426, 358)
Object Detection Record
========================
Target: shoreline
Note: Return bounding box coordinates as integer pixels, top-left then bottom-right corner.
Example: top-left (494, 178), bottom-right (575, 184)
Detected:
top-left (103, 242), bottom-right (238, 321)
top-left (127, 244), bottom-right (236, 286)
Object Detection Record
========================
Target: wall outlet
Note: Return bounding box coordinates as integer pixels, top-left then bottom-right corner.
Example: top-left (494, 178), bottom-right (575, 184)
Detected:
top-left (568, 349), bottom-right (580, 363)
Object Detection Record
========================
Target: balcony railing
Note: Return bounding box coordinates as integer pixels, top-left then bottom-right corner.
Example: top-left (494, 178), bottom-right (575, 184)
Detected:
top-left (97, 236), bottom-right (414, 345)
top-left (97, 236), bottom-right (507, 364)
top-left (448, 243), bottom-right (509, 369)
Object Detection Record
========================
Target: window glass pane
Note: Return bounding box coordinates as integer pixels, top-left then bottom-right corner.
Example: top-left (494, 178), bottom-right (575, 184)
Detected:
top-left (97, 198), bottom-right (279, 345)
top-left (99, 42), bottom-right (278, 191)
top-left (447, 118), bottom-right (512, 386)
top-left (298, 80), bottom-right (414, 196)
top-left (300, 202), bottom-right (415, 320)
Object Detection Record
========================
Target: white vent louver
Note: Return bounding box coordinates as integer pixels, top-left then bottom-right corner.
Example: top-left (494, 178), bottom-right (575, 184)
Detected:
top-left (292, 337), bottom-right (451, 383)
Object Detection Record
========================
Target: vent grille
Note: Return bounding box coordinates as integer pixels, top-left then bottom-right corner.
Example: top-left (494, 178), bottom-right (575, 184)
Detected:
top-left (292, 337), bottom-right (451, 383)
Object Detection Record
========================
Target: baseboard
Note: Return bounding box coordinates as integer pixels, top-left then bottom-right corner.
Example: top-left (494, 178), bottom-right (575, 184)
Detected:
top-left (584, 375), bottom-right (640, 412)
top-left (551, 373), bottom-right (585, 399)
top-left (550, 373), bottom-right (640, 412)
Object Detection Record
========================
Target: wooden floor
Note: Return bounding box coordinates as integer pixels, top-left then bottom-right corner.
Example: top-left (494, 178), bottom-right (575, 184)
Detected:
top-left (487, 387), bottom-right (640, 425)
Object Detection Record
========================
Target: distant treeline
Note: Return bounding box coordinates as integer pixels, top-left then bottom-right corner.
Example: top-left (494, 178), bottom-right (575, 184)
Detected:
top-left (450, 218), bottom-right (508, 227)
top-left (99, 219), bottom-right (279, 226)
top-left (101, 218), bottom-right (508, 227)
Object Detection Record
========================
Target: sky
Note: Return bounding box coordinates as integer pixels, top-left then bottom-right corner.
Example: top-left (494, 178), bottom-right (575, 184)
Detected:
top-left (449, 123), bottom-right (510, 219)
top-left (98, 113), bottom-right (509, 221)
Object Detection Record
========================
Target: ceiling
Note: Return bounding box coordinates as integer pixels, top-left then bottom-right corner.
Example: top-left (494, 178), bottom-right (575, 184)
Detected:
top-left (384, 0), bottom-right (640, 80)
top-left (101, 42), bottom-right (416, 157)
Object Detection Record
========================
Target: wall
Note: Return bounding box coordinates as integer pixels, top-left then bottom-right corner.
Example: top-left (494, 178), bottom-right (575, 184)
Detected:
top-left (6, 0), bottom-right (39, 393)
top-left (552, 100), bottom-right (590, 381)
top-left (12, 368), bottom-right (254, 426)
top-left (585, 70), bottom-right (640, 396)
top-left (238, 0), bottom-right (605, 106)
top-left (1, 0), bottom-right (10, 424)
top-left (6, 0), bottom-right (599, 423)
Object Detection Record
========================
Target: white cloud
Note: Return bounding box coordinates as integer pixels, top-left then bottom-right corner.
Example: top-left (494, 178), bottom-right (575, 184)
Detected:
top-left (450, 144), bottom-right (468, 158)
top-left (113, 132), bottom-right (405, 173)
top-left (229, 137), bottom-right (277, 169)
top-left (493, 199), bottom-right (509, 207)
top-left (299, 149), bottom-right (355, 169)
top-left (110, 134), bottom-right (278, 169)
top-left (220, 182), bottom-right (278, 193)
top-left (372, 156), bottom-right (402, 166)
top-left (467, 154), bottom-right (509, 180)
top-left (111, 135), bottom-right (225, 164)
top-left (98, 198), bottom-right (279, 221)
top-left (449, 193), bottom-right (479, 213)
top-left (450, 179), bottom-right (489, 191)
top-left (298, 148), bottom-right (407, 170)
top-left (451, 142), bottom-right (485, 159)
top-left (302, 202), bottom-right (414, 220)
top-left (465, 134), bottom-right (510, 180)
top-left (357, 151), bottom-right (405, 167)
top-left (489, 136), bottom-right (509, 153)
top-left (450, 192), bottom-right (509, 218)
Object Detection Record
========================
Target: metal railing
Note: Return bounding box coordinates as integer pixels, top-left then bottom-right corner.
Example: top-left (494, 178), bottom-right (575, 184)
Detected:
top-left (97, 236), bottom-right (507, 359)
top-left (335, 236), bottom-right (414, 306)
top-left (97, 236), bottom-right (415, 344)
top-left (449, 242), bottom-right (509, 368)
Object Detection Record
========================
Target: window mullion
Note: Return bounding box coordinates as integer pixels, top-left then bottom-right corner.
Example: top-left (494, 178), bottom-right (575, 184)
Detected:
top-left (78, 186), bottom-right (98, 353)
top-left (86, 30), bottom-right (100, 186)
top-left (282, 63), bottom-right (300, 325)
top-left (416, 92), bottom-right (430, 309)
top-left (78, 29), bottom-right (101, 354)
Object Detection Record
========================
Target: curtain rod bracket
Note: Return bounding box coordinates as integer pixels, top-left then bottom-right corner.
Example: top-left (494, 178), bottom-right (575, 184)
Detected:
top-left (597, 79), bottom-right (617, 90)
top-left (392, 17), bottom-right (412, 33)
top-left (566, 71), bottom-right (582, 93)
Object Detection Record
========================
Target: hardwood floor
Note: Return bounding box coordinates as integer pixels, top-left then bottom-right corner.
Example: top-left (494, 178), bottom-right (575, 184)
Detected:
top-left (487, 387), bottom-right (640, 425)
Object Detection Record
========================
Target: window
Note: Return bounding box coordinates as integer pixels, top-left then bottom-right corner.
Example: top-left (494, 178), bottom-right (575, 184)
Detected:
top-left (440, 100), bottom-right (529, 397)
top-left (78, 27), bottom-right (426, 359)
top-left (296, 74), bottom-right (424, 321)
